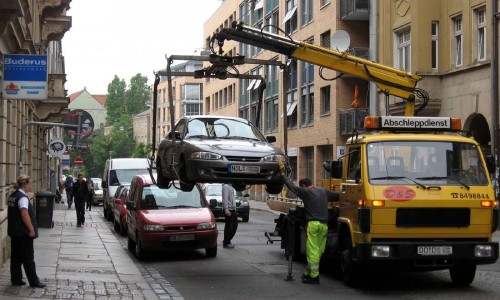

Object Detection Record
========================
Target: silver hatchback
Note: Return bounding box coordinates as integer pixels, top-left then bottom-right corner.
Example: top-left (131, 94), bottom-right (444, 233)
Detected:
top-left (157, 115), bottom-right (285, 194)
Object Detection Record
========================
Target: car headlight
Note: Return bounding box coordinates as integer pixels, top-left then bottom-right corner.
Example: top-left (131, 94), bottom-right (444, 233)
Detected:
top-left (263, 154), bottom-right (286, 162)
top-left (197, 222), bottom-right (216, 230)
top-left (191, 152), bottom-right (222, 160)
top-left (240, 200), bottom-right (249, 207)
top-left (144, 224), bottom-right (164, 231)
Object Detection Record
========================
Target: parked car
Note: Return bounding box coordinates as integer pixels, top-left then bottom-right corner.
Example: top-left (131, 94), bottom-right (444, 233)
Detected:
top-left (202, 183), bottom-right (250, 222)
top-left (126, 174), bottom-right (218, 260)
top-left (113, 185), bottom-right (130, 236)
top-left (91, 178), bottom-right (103, 205)
top-left (108, 184), bottom-right (129, 221)
top-left (156, 115), bottom-right (285, 194)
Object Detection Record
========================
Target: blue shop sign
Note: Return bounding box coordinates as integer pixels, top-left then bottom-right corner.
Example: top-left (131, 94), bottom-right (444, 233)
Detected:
top-left (2, 54), bottom-right (48, 100)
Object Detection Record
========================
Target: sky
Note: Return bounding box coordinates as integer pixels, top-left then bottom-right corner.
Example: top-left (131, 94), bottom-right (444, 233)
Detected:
top-left (63, 0), bottom-right (224, 95)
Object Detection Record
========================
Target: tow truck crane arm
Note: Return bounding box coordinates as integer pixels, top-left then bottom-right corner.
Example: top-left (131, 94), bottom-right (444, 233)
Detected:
top-left (214, 22), bottom-right (426, 116)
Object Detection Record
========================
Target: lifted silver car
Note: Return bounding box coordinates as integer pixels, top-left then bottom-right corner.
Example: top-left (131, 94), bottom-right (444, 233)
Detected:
top-left (157, 115), bottom-right (285, 193)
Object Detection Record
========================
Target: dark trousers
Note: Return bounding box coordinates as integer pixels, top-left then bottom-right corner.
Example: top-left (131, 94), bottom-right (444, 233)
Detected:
top-left (10, 237), bottom-right (40, 285)
top-left (223, 210), bottom-right (238, 245)
top-left (66, 190), bottom-right (73, 208)
top-left (75, 198), bottom-right (86, 225)
top-left (86, 194), bottom-right (92, 211)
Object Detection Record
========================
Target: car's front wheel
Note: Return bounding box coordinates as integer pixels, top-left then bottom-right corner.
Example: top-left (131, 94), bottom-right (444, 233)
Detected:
top-left (206, 246), bottom-right (217, 258)
top-left (156, 156), bottom-right (171, 189)
top-left (242, 215), bottom-right (249, 222)
top-left (266, 183), bottom-right (284, 195)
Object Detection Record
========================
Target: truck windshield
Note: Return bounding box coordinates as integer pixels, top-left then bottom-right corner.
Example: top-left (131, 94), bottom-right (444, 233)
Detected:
top-left (367, 141), bottom-right (489, 186)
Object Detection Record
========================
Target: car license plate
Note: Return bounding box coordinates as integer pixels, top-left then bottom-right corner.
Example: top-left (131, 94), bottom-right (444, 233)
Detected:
top-left (169, 234), bottom-right (195, 241)
top-left (228, 164), bottom-right (260, 174)
top-left (417, 246), bottom-right (452, 256)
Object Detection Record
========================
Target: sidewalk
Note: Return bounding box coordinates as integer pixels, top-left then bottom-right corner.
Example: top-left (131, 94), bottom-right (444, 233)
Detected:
top-left (0, 199), bottom-right (183, 300)
top-left (0, 197), bottom-right (277, 300)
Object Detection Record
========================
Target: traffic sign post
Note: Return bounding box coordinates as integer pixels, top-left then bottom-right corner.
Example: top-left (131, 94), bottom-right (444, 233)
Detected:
top-left (74, 157), bottom-right (84, 166)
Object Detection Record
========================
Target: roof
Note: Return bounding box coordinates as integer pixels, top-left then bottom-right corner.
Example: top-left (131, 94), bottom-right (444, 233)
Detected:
top-left (134, 110), bottom-right (151, 118)
top-left (68, 89), bottom-right (107, 106)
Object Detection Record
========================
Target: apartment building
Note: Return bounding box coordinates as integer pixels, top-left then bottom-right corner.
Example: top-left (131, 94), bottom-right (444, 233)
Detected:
top-left (0, 1), bottom-right (72, 264)
top-left (378, 0), bottom-right (492, 154)
top-left (204, 0), bottom-right (370, 199)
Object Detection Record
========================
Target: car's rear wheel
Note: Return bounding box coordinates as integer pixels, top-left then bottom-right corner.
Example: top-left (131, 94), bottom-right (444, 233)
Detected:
top-left (156, 156), bottom-right (171, 189)
top-left (206, 246), bottom-right (217, 258)
top-left (135, 234), bottom-right (146, 260)
top-left (266, 183), bottom-right (284, 195)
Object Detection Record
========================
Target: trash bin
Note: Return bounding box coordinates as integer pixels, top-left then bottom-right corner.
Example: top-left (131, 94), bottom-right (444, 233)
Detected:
top-left (35, 191), bottom-right (55, 228)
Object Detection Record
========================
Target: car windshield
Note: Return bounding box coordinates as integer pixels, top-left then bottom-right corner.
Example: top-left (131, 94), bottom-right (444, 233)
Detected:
top-left (186, 118), bottom-right (265, 141)
top-left (141, 185), bottom-right (205, 209)
top-left (366, 141), bottom-right (489, 186)
top-left (109, 169), bottom-right (148, 186)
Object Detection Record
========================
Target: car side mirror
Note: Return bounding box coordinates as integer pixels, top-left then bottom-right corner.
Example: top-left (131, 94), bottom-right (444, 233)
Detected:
top-left (331, 160), bottom-right (343, 179)
top-left (243, 193), bottom-right (250, 198)
top-left (209, 199), bottom-right (218, 208)
top-left (126, 201), bottom-right (135, 211)
top-left (266, 136), bottom-right (276, 143)
top-left (102, 181), bottom-right (108, 188)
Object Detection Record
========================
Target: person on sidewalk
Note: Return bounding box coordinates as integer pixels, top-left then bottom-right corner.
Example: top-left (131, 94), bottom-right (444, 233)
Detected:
top-left (86, 178), bottom-right (94, 211)
top-left (7, 175), bottom-right (46, 288)
top-left (222, 183), bottom-right (238, 249)
top-left (64, 175), bottom-right (74, 209)
top-left (72, 173), bottom-right (89, 227)
top-left (278, 162), bottom-right (339, 284)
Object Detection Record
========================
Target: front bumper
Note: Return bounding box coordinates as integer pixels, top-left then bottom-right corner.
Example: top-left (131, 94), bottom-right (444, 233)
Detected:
top-left (92, 195), bottom-right (104, 204)
top-left (139, 229), bottom-right (218, 251)
top-left (355, 241), bottom-right (499, 270)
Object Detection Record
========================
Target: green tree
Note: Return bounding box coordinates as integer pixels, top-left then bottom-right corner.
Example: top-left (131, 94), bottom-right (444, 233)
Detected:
top-left (132, 142), bottom-right (153, 158)
top-left (105, 76), bottom-right (127, 125)
top-left (126, 73), bottom-right (149, 116)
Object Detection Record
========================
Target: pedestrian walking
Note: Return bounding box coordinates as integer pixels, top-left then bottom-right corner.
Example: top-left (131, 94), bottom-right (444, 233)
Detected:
top-left (72, 173), bottom-right (89, 227)
top-left (7, 175), bottom-right (46, 288)
top-left (278, 162), bottom-right (339, 284)
top-left (64, 175), bottom-right (74, 209)
top-left (222, 183), bottom-right (238, 249)
top-left (86, 178), bottom-right (94, 211)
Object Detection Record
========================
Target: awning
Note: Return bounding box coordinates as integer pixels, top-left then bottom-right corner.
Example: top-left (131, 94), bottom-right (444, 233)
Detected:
top-left (282, 6), bottom-right (297, 25)
top-left (286, 101), bottom-right (298, 116)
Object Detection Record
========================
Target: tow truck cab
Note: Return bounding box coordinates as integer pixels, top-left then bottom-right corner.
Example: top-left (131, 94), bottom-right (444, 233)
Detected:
top-left (326, 116), bottom-right (499, 286)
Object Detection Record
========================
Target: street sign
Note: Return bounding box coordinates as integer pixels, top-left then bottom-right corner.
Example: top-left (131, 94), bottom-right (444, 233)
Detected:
top-left (63, 109), bottom-right (94, 137)
top-left (2, 54), bottom-right (48, 100)
top-left (74, 157), bottom-right (84, 166)
top-left (48, 139), bottom-right (65, 157)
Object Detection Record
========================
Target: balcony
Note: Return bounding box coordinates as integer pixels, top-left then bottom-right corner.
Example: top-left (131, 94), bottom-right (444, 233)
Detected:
top-left (339, 108), bottom-right (369, 135)
top-left (340, 0), bottom-right (369, 21)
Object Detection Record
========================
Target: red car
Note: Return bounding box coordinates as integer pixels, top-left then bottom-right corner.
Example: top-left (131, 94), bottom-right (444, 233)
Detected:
top-left (126, 174), bottom-right (218, 260)
top-left (113, 185), bottom-right (130, 236)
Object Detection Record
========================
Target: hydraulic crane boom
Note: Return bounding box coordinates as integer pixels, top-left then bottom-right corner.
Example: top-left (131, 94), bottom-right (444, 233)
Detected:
top-left (214, 22), bottom-right (426, 116)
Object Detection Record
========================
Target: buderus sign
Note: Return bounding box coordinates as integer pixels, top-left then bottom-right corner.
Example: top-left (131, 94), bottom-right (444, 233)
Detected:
top-left (2, 54), bottom-right (48, 100)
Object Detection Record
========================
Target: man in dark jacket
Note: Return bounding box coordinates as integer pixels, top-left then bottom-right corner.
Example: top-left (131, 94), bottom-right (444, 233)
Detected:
top-left (7, 175), bottom-right (46, 288)
top-left (72, 173), bottom-right (89, 227)
top-left (278, 162), bottom-right (339, 284)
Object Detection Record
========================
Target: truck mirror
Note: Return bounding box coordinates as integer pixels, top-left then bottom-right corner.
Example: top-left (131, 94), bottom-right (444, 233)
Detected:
top-left (331, 161), bottom-right (343, 179)
top-left (102, 181), bottom-right (108, 188)
top-left (126, 200), bottom-right (135, 211)
top-left (486, 155), bottom-right (495, 174)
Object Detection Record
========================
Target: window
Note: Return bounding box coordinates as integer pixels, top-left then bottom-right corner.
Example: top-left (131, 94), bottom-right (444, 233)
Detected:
top-left (454, 15), bottom-right (463, 67)
top-left (396, 28), bottom-right (411, 71)
top-left (239, 2), bottom-right (251, 56)
top-left (286, 60), bottom-right (298, 129)
top-left (181, 84), bottom-right (202, 100)
top-left (320, 85), bottom-right (330, 115)
top-left (265, 0), bottom-right (279, 34)
top-left (300, 45), bottom-right (314, 126)
top-left (304, 147), bottom-right (314, 179)
top-left (431, 22), bottom-right (438, 70)
top-left (301, 0), bottom-right (314, 26)
top-left (265, 97), bottom-right (279, 133)
top-left (321, 146), bottom-right (333, 179)
top-left (476, 7), bottom-right (486, 61)
top-left (284, 0), bottom-right (298, 34)
top-left (321, 30), bottom-right (331, 48)
top-left (183, 101), bottom-right (202, 116)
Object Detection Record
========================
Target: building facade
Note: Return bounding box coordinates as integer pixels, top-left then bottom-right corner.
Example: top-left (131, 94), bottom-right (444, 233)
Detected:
top-left (0, 0), bottom-right (72, 265)
top-left (133, 110), bottom-right (151, 145)
top-left (68, 88), bottom-right (107, 130)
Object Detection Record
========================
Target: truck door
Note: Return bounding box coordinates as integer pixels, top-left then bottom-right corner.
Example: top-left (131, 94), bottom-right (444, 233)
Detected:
top-left (340, 146), bottom-right (363, 225)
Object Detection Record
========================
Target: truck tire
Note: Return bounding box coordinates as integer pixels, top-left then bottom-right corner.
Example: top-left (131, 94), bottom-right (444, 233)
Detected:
top-left (340, 236), bottom-right (360, 286)
top-left (450, 265), bottom-right (476, 286)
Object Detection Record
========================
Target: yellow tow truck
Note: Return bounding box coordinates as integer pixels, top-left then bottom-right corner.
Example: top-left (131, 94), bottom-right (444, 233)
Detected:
top-left (214, 22), bottom-right (499, 286)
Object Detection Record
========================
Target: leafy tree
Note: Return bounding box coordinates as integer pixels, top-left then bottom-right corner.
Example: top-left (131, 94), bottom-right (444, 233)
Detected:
top-left (126, 73), bottom-right (149, 116)
top-left (105, 76), bottom-right (127, 125)
top-left (132, 142), bottom-right (153, 158)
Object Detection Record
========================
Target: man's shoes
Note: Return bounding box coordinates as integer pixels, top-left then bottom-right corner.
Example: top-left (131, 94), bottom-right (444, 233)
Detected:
top-left (302, 275), bottom-right (319, 284)
top-left (301, 274), bottom-right (310, 280)
top-left (11, 281), bottom-right (26, 286)
top-left (223, 243), bottom-right (235, 249)
top-left (77, 224), bottom-right (81, 227)
top-left (30, 282), bottom-right (46, 288)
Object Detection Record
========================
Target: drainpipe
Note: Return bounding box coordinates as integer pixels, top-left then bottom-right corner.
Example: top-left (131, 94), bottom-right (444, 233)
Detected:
top-left (493, 0), bottom-right (499, 198)
top-left (369, 0), bottom-right (378, 115)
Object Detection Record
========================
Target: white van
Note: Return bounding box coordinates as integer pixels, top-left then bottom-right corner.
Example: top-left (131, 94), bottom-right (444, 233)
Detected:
top-left (102, 158), bottom-right (151, 220)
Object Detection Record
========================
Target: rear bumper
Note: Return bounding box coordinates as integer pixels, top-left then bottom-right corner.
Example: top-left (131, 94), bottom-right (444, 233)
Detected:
top-left (355, 241), bottom-right (499, 269)
top-left (139, 230), bottom-right (218, 251)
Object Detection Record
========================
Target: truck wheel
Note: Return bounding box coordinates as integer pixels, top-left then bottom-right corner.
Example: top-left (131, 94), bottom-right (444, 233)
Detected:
top-left (156, 156), bottom-right (170, 189)
top-left (450, 265), bottom-right (476, 286)
top-left (206, 246), bottom-right (217, 258)
top-left (340, 236), bottom-right (360, 286)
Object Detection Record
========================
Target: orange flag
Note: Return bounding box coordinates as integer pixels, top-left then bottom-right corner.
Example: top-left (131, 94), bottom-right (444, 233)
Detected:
top-left (351, 85), bottom-right (360, 108)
